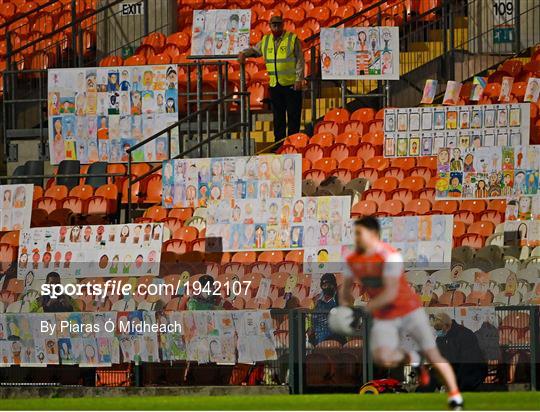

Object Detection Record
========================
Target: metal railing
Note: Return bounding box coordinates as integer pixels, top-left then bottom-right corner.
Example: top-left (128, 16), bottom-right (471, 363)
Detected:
top-left (125, 59), bottom-right (251, 221)
top-left (0, 172), bottom-right (125, 187)
top-left (1, 0), bottom-right (176, 162)
top-left (0, 306), bottom-right (537, 392)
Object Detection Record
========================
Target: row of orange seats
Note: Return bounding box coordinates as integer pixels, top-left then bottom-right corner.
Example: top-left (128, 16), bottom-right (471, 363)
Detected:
top-left (360, 188), bottom-right (506, 216)
top-left (302, 157), bottom-right (437, 187)
top-left (33, 183), bottom-right (119, 217)
top-left (282, 129), bottom-right (383, 154)
top-left (356, 196), bottom-right (504, 220)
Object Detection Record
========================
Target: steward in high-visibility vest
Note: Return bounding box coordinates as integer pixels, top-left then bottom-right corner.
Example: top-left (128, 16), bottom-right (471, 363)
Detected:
top-left (238, 15), bottom-right (305, 140)
top-left (260, 31), bottom-right (298, 87)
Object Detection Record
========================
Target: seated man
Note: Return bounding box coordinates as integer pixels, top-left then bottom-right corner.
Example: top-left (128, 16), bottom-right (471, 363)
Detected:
top-left (432, 312), bottom-right (488, 391)
top-left (30, 271), bottom-right (79, 313)
top-left (307, 273), bottom-right (345, 346)
top-left (186, 275), bottom-right (225, 310)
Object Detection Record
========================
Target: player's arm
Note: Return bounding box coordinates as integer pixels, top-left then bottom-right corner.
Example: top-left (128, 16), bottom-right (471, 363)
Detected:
top-left (366, 252), bottom-right (402, 313)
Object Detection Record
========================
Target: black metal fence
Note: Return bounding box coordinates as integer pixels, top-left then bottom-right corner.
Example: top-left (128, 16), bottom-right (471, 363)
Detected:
top-left (0, 306), bottom-right (538, 393)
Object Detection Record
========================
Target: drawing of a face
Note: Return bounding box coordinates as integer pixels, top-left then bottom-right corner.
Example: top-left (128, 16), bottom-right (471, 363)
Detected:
top-left (193, 12), bottom-right (206, 36)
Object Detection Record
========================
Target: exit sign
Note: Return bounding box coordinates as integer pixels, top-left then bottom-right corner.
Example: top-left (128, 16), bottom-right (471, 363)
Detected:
top-left (120, 2), bottom-right (144, 16)
top-left (493, 27), bottom-right (514, 43)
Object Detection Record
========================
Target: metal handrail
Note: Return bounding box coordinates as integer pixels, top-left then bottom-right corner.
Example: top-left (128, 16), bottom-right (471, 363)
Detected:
top-left (188, 55), bottom-right (237, 60)
top-left (126, 92), bottom-right (248, 154)
top-left (5, 0), bottom-right (125, 60)
top-left (126, 121), bottom-right (248, 221)
top-left (0, 0), bottom-right (59, 30)
top-left (125, 75), bottom-right (251, 221)
top-left (304, 0), bottom-right (395, 44)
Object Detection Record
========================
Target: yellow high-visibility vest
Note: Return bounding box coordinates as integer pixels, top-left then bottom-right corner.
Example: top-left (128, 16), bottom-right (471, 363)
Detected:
top-left (261, 32), bottom-right (297, 87)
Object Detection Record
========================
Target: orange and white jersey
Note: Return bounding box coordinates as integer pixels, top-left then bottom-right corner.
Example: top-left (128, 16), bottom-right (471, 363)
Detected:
top-left (345, 242), bottom-right (421, 320)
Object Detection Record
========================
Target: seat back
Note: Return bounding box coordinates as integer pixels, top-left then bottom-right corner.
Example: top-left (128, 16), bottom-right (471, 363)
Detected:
top-left (25, 160), bottom-right (44, 186)
top-left (85, 161), bottom-right (108, 188)
top-left (56, 160), bottom-right (80, 189)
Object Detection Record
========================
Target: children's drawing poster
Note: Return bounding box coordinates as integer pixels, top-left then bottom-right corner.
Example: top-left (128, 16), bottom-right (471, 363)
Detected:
top-left (470, 76), bottom-right (486, 101)
top-left (48, 65), bottom-right (179, 164)
top-left (305, 215), bottom-right (453, 273)
top-left (525, 77), bottom-right (540, 103)
top-left (505, 195), bottom-right (540, 221)
top-left (421, 79), bottom-right (438, 104)
top-left (384, 103), bottom-right (531, 158)
top-left (0, 184), bottom-right (33, 231)
top-left (320, 27), bottom-right (399, 80)
top-left (499, 76), bottom-right (513, 102)
top-left (504, 220), bottom-right (540, 247)
top-left (442, 81), bottom-right (462, 105)
top-left (435, 145), bottom-right (540, 199)
top-left (162, 154), bottom-right (302, 208)
top-left (17, 223), bottom-right (164, 279)
top-left (207, 196), bottom-right (351, 252)
top-left (191, 9), bottom-right (251, 56)
top-left (0, 311), bottom-right (276, 367)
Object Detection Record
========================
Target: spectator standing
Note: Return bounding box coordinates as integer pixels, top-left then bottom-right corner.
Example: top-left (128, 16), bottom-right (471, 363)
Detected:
top-left (238, 15), bottom-right (304, 140)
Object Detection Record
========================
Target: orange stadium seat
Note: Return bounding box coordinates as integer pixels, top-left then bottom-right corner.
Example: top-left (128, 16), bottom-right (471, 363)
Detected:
top-left (335, 131), bottom-right (361, 146)
top-left (330, 168), bottom-right (352, 183)
top-left (390, 188), bottom-right (413, 205)
top-left (459, 233), bottom-right (484, 249)
top-left (313, 158), bottom-right (338, 173)
top-left (231, 251), bottom-right (257, 264)
top-left (454, 210), bottom-right (475, 225)
top-left (404, 199), bottom-right (432, 215)
top-left (143, 205), bottom-right (168, 222)
top-left (356, 143), bottom-right (376, 162)
top-left (467, 221), bottom-right (495, 237)
top-left (169, 207), bottom-right (193, 222)
top-left (339, 157), bottom-right (364, 173)
top-left (399, 176), bottom-right (425, 192)
top-left (452, 221), bottom-right (467, 238)
top-left (287, 133), bottom-right (309, 149)
top-left (324, 108), bottom-right (350, 123)
top-left (460, 199), bottom-right (487, 214)
top-left (488, 199), bottom-right (507, 214)
top-left (365, 156), bottom-right (390, 171)
top-left (356, 167), bottom-right (379, 184)
top-left (341, 120), bottom-right (364, 135)
top-left (258, 251), bottom-right (284, 264)
top-left (351, 108), bottom-right (375, 124)
top-left (351, 200), bottom-right (378, 216)
top-left (175, 226), bottom-right (198, 243)
top-left (311, 132), bottom-right (335, 147)
top-left (314, 121), bottom-right (339, 135)
top-left (303, 144), bottom-right (325, 163)
top-left (382, 167), bottom-right (405, 181)
top-left (432, 200), bottom-right (459, 214)
top-left (303, 169), bottom-right (326, 185)
top-left (328, 144), bottom-right (350, 163)
top-left (372, 176), bottom-right (399, 193)
top-left (378, 199), bottom-right (404, 216)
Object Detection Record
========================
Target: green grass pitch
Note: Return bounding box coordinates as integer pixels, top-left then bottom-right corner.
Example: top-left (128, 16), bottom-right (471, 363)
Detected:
top-left (1, 392), bottom-right (539, 410)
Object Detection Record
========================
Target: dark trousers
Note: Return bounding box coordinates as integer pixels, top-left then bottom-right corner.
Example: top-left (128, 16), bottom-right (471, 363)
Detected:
top-left (269, 84), bottom-right (302, 140)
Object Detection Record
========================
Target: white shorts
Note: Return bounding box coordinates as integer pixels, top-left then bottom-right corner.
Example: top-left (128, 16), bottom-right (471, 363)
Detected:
top-left (370, 308), bottom-right (436, 353)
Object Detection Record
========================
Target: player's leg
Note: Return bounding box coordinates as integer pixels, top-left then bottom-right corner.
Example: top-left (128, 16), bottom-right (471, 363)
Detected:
top-left (370, 318), bottom-right (407, 368)
top-left (423, 348), bottom-right (463, 410)
top-left (404, 309), bottom-right (463, 410)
